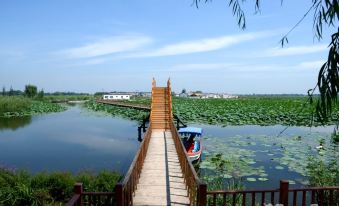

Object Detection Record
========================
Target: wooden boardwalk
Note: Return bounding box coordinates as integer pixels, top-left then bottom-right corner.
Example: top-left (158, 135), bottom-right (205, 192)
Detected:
top-left (133, 81), bottom-right (189, 205)
top-left (133, 129), bottom-right (189, 205)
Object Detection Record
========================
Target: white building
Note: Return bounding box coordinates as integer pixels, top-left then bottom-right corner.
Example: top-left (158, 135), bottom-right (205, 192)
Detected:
top-left (103, 93), bottom-right (130, 100)
top-left (221, 94), bottom-right (238, 99)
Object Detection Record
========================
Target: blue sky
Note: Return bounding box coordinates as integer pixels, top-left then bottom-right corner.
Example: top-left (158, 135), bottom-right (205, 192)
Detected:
top-left (0, 0), bottom-right (335, 94)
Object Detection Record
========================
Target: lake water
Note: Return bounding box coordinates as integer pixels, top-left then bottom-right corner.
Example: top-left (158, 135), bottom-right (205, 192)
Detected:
top-left (194, 124), bottom-right (337, 189)
top-left (0, 104), bottom-right (142, 174)
top-left (0, 105), bottom-right (337, 190)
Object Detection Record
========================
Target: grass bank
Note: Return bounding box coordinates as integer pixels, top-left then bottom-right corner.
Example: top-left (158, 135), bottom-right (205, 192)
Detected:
top-left (0, 169), bottom-right (120, 206)
top-left (0, 96), bottom-right (66, 118)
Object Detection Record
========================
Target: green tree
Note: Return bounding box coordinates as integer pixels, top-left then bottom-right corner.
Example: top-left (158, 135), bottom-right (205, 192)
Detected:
top-left (181, 88), bottom-right (186, 94)
top-left (2, 87), bottom-right (5, 96)
top-left (9, 86), bottom-right (14, 96)
top-left (194, 0), bottom-right (338, 121)
top-left (38, 89), bottom-right (44, 99)
top-left (24, 84), bottom-right (38, 98)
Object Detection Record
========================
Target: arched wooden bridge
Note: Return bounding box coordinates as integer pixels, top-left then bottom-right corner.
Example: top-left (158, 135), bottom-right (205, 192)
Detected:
top-left (67, 78), bottom-right (339, 206)
top-left (115, 79), bottom-right (206, 206)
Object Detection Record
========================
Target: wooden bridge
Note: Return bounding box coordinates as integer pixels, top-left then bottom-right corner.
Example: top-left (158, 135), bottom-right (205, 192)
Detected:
top-left (67, 78), bottom-right (339, 206)
top-left (114, 79), bottom-right (206, 206)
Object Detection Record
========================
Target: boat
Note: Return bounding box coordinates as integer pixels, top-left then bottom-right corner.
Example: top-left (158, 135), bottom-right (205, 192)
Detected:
top-left (178, 127), bottom-right (203, 162)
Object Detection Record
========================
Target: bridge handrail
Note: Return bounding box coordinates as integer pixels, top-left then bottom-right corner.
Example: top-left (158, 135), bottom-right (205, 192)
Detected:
top-left (115, 124), bottom-right (153, 206)
top-left (167, 78), bottom-right (173, 121)
top-left (206, 181), bottom-right (339, 206)
top-left (169, 122), bottom-right (207, 206)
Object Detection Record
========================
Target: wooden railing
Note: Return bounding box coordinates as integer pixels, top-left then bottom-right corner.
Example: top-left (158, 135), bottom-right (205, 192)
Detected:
top-left (150, 78), bottom-right (156, 121)
top-left (66, 183), bottom-right (115, 206)
top-left (206, 180), bottom-right (339, 206)
top-left (167, 78), bottom-right (173, 122)
top-left (169, 122), bottom-right (207, 206)
top-left (115, 124), bottom-right (153, 206)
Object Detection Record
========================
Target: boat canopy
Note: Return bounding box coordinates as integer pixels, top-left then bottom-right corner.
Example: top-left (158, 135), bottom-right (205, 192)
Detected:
top-left (178, 127), bottom-right (203, 136)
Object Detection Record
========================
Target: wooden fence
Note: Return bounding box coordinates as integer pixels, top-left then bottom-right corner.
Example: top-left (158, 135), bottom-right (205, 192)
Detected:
top-left (206, 180), bottom-right (339, 206)
top-left (65, 183), bottom-right (115, 206)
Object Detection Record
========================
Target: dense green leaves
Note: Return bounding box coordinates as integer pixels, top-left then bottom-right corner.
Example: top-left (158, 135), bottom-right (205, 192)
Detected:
top-left (316, 29), bottom-right (339, 122)
top-left (97, 97), bottom-right (339, 126)
top-left (172, 97), bottom-right (338, 126)
top-left (24, 85), bottom-right (37, 98)
top-left (0, 169), bottom-right (120, 206)
top-left (0, 96), bottom-right (66, 118)
top-left (85, 100), bottom-right (149, 122)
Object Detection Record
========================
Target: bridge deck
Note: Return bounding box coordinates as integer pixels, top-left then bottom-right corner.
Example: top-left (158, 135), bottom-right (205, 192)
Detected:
top-left (133, 129), bottom-right (189, 206)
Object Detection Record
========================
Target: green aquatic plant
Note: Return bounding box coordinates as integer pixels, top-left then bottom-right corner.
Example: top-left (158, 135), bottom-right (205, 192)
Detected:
top-left (172, 97), bottom-right (339, 126)
top-left (85, 100), bottom-right (149, 122)
top-left (200, 153), bottom-right (244, 206)
top-left (0, 96), bottom-right (66, 118)
top-left (0, 168), bottom-right (121, 206)
top-left (88, 96), bottom-right (339, 126)
top-left (200, 130), bottom-right (338, 188)
top-left (306, 157), bottom-right (339, 205)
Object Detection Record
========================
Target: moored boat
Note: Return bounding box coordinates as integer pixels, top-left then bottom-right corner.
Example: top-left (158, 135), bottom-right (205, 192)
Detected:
top-left (178, 127), bottom-right (203, 162)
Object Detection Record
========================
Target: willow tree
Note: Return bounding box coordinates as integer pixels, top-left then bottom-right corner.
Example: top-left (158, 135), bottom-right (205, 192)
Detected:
top-left (195, 0), bottom-right (338, 122)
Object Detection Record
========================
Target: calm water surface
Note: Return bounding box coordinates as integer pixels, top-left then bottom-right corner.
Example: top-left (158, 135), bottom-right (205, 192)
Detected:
top-left (0, 105), bottom-right (142, 174)
top-left (0, 106), bottom-right (336, 190)
top-left (192, 124), bottom-right (335, 189)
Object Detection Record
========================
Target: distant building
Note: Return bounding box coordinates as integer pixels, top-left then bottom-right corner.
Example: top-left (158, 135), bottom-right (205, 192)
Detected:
top-left (221, 94), bottom-right (238, 99)
top-left (178, 92), bottom-right (188, 98)
top-left (190, 92), bottom-right (203, 98)
top-left (202, 93), bottom-right (221, 99)
top-left (103, 93), bottom-right (131, 100)
top-left (140, 92), bottom-right (152, 97)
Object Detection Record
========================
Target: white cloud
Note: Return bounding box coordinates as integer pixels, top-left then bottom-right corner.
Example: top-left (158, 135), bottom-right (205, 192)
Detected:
top-left (129, 31), bottom-right (276, 57)
top-left (298, 60), bottom-right (325, 69)
top-left (263, 44), bottom-right (327, 57)
top-left (159, 60), bottom-right (325, 74)
top-left (168, 63), bottom-right (234, 72)
top-left (59, 35), bottom-right (152, 59)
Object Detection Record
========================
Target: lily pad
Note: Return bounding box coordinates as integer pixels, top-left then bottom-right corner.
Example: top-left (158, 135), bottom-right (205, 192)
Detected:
top-left (223, 174), bottom-right (233, 179)
top-left (275, 166), bottom-right (284, 170)
top-left (246, 177), bottom-right (256, 182)
top-left (258, 178), bottom-right (268, 181)
top-left (288, 180), bottom-right (296, 184)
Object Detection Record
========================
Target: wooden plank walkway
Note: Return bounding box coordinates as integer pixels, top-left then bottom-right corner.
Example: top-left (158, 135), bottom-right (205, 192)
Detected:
top-left (133, 129), bottom-right (189, 206)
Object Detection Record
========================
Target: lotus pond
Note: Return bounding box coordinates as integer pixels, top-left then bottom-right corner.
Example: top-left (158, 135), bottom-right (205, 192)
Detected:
top-left (124, 96), bottom-right (339, 126)
top-left (197, 124), bottom-right (339, 189)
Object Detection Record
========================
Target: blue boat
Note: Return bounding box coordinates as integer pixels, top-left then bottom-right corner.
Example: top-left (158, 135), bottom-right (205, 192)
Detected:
top-left (178, 127), bottom-right (203, 162)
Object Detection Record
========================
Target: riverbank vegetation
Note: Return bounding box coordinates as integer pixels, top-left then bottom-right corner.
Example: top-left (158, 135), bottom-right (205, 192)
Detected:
top-left (85, 100), bottom-right (149, 122)
top-left (0, 85), bottom-right (92, 117)
top-left (0, 168), bottom-right (120, 206)
top-left (0, 96), bottom-right (66, 118)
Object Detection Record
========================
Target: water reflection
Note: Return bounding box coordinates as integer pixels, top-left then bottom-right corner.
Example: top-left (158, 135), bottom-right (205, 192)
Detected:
top-left (0, 105), bottom-right (141, 174)
top-left (0, 116), bottom-right (32, 131)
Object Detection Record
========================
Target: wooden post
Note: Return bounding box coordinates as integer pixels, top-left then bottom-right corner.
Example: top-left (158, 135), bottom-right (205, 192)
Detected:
top-left (142, 122), bottom-right (146, 132)
top-left (74, 183), bottom-right (83, 206)
top-left (279, 180), bottom-right (289, 206)
top-left (115, 183), bottom-right (124, 206)
top-left (198, 183), bottom-right (207, 206)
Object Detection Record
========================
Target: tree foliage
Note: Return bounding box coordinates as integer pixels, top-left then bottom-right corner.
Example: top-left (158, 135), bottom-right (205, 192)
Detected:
top-left (37, 89), bottom-right (44, 99)
top-left (24, 84), bottom-right (38, 98)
